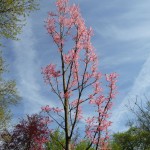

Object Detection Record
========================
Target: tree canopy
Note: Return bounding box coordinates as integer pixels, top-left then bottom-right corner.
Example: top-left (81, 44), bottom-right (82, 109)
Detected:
top-left (111, 127), bottom-right (150, 150)
top-left (1, 114), bottom-right (49, 150)
top-left (0, 0), bottom-right (38, 41)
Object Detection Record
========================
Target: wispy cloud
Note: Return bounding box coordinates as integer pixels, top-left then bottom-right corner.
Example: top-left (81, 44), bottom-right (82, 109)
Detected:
top-left (97, 24), bottom-right (150, 42)
top-left (92, 1), bottom-right (150, 42)
top-left (111, 53), bottom-right (150, 132)
top-left (13, 19), bottom-right (55, 115)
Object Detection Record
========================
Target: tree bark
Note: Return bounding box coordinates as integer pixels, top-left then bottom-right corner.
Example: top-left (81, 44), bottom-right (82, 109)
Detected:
top-left (66, 138), bottom-right (71, 150)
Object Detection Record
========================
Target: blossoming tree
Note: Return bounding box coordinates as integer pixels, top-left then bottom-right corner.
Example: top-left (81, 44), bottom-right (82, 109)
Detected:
top-left (1, 114), bottom-right (50, 150)
top-left (42, 0), bottom-right (118, 150)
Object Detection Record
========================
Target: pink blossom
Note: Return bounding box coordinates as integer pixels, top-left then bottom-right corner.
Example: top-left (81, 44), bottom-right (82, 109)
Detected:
top-left (87, 52), bottom-right (97, 62)
top-left (92, 72), bottom-right (102, 80)
top-left (41, 105), bottom-right (51, 112)
top-left (85, 129), bottom-right (92, 139)
top-left (53, 34), bottom-right (64, 45)
top-left (93, 82), bottom-right (102, 94)
top-left (56, 0), bottom-right (68, 13)
top-left (85, 117), bottom-right (95, 124)
top-left (63, 50), bottom-right (75, 64)
top-left (42, 64), bottom-right (61, 83)
top-left (89, 94), bottom-right (94, 99)
top-left (84, 73), bottom-right (91, 81)
top-left (73, 106), bottom-right (83, 120)
top-left (46, 18), bottom-right (56, 34)
top-left (91, 64), bottom-right (97, 73)
top-left (41, 116), bottom-right (52, 124)
top-left (64, 91), bottom-right (72, 99)
top-left (71, 99), bottom-right (83, 107)
top-left (89, 99), bottom-right (95, 104)
top-left (69, 4), bottom-right (80, 20)
top-left (105, 72), bottom-right (118, 82)
top-left (106, 73), bottom-right (118, 99)
top-left (53, 107), bottom-right (63, 113)
top-left (95, 95), bottom-right (105, 106)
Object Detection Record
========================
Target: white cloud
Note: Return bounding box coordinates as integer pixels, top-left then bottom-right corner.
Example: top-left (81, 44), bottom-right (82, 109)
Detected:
top-left (98, 25), bottom-right (150, 41)
top-left (13, 19), bottom-right (55, 115)
top-left (94, 1), bottom-right (150, 42)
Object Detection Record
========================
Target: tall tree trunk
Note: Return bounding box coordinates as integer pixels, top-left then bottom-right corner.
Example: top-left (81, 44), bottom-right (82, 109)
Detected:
top-left (66, 137), bottom-right (71, 150)
top-left (64, 96), bottom-right (71, 150)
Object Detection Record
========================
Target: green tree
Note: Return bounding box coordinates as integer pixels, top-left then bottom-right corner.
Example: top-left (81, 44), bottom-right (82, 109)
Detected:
top-left (0, 0), bottom-right (38, 41)
top-left (45, 129), bottom-right (94, 150)
top-left (76, 140), bottom-right (95, 150)
top-left (46, 129), bottom-right (65, 150)
top-left (111, 127), bottom-right (150, 150)
top-left (111, 99), bottom-right (150, 150)
top-left (0, 52), bottom-right (20, 130)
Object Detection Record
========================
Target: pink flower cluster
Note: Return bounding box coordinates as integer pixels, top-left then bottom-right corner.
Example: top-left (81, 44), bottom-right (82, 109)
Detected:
top-left (71, 99), bottom-right (83, 107)
top-left (41, 105), bottom-right (63, 113)
top-left (56, 0), bottom-right (69, 14)
top-left (85, 116), bottom-right (112, 144)
top-left (93, 82), bottom-right (103, 94)
top-left (85, 73), bottom-right (118, 146)
top-left (64, 90), bottom-right (72, 99)
top-left (42, 64), bottom-right (61, 83)
top-left (41, 105), bottom-right (51, 112)
top-left (63, 49), bottom-right (75, 64)
top-left (106, 72), bottom-right (118, 99)
top-left (76, 106), bottom-right (83, 120)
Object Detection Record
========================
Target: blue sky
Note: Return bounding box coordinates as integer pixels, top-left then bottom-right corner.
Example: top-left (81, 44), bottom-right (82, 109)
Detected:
top-left (3, 0), bottom-right (150, 133)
